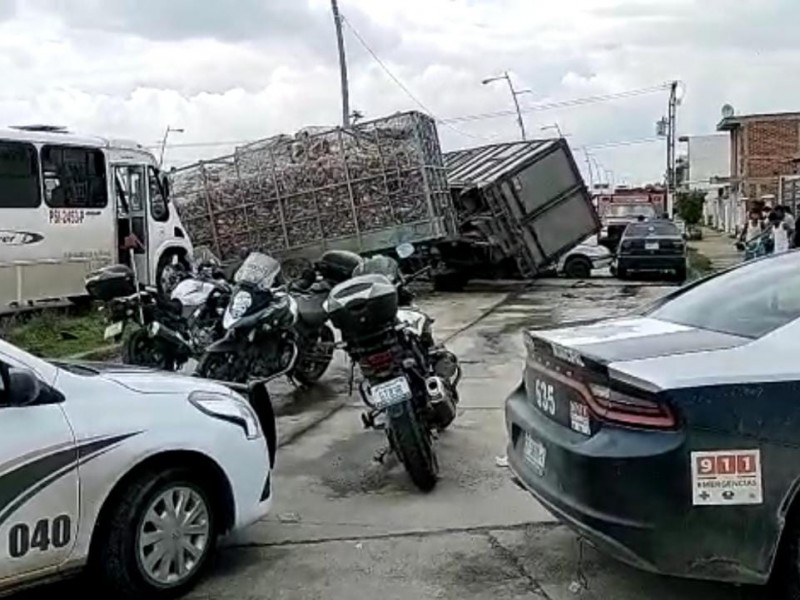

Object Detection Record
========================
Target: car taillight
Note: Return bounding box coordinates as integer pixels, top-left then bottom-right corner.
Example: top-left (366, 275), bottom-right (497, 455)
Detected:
top-left (587, 383), bottom-right (676, 429)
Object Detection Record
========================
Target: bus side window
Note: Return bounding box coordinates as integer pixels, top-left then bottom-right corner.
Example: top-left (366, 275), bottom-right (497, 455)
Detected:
top-left (0, 142), bottom-right (40, 209)
top-left (42, 145), bottom-right (108, 209)
top-left (148, 166), bottom-right (169, 222)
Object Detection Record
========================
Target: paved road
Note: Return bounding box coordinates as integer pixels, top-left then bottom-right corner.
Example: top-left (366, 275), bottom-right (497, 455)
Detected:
top-left (18, 279), bottom-right (767, 600)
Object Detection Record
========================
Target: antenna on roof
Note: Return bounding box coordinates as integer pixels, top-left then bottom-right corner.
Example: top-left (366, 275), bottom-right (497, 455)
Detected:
top-left (9, 124), bottom-right (69, 133)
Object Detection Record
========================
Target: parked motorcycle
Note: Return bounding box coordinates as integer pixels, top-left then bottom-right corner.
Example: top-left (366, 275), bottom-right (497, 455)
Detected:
top-left (85, 252), bottom-right (230, 370)
top-left (195, 252), bottom-right (340, 386)
top-left (326, 244), bottom-right (461, 491)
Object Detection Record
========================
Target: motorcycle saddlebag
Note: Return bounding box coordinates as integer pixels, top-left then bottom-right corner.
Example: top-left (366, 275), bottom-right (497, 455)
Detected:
top-left (85, 264), bottom-right (136, 301)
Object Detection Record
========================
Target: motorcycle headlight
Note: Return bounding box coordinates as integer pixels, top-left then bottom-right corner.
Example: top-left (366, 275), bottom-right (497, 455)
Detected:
top-left (229, 291), bottom-right (253, 319)
top-left (189, 391), bottom-right (261, 440)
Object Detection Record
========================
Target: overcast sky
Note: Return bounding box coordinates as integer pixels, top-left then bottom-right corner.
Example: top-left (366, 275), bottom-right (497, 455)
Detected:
top-left (0, 0), bottom-right (795, 184)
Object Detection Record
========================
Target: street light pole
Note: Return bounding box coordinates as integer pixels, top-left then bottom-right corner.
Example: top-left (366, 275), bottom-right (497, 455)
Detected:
top-left (159, 126), bottom-right (184, 167)
top-left (331, 0), bottom-right (351, 128)
top-left (483, 71), bottom-right (529, 141)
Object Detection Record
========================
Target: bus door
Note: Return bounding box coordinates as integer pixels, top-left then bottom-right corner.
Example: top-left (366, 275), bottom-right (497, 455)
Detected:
top-left (114, 165), bottom-right (149, 284)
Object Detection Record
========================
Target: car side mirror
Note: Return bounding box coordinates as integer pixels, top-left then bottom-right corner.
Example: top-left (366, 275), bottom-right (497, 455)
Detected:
top-left (7, 368), bottom-right (42, 407)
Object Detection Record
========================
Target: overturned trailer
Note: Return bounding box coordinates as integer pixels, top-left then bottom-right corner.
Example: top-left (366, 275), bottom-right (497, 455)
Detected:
top-left (436, 139), bottom-right (601, 287)
top-left (170, 111), bottom-right (455, 266)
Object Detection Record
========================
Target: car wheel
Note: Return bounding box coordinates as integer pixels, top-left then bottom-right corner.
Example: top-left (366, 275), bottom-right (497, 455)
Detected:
top-left (563, 256), bottom-right (592, 279)
top-left (96, 467), bottom-right (218, 600)
top-left (674, 265), bottom-right (687, 283)
top-left (616, 266), bottom-right (628, 280)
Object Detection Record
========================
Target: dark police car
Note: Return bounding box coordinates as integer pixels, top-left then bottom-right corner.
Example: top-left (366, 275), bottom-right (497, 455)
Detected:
top-left (616, 220), bottom-right (687, 282)
top-left (505, 251), bottom-right (800, 597)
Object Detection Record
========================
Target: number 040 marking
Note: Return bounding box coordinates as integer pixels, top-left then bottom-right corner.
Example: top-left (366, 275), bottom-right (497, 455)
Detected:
top-left (8, 515), bottom-right (71, 558)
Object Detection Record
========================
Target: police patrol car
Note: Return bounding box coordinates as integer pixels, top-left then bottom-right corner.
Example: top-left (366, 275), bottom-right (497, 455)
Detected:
top-left (0, 338), bottom-right (275, 598)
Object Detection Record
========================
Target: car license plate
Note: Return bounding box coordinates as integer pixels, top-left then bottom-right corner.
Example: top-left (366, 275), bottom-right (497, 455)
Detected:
top-left (104, 321), bottom-right (124, 340)
top-left (370, 376), bottom-right (413, 409)
top-left (645, 241), bottom-right (659, 250)
top-left (523, 432), bottom-right (546, 476)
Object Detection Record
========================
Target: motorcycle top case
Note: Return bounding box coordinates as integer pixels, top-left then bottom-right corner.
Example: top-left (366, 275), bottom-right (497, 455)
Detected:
top-left (318, 250), bottom-right (364, 284)
top-left (85, 264), bottom-right (137, 301)
top-left (328, 274), bottom-right (398, 339)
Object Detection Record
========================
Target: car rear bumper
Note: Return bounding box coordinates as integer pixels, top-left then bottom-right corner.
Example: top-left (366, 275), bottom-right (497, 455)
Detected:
top-left (617, 255), bottom-right (685, 271)
top-left (504, 385), bottom-right (770, 584)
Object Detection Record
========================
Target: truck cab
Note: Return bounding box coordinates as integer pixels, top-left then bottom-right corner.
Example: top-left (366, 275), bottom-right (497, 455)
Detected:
top-left (0, 126), bottom-right (192, 310)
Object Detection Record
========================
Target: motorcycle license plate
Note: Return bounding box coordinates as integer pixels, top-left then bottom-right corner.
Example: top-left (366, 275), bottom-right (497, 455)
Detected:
top-left (370, 376), bottom-right (413, 410)
top-left (523, 432), bottom-right (546, 476)
top-left (104, 321), bottom-right (124, 340)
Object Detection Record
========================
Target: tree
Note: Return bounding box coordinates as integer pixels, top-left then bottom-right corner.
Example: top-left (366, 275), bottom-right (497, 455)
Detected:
top-left (675, 190), bottom-right (705, 226)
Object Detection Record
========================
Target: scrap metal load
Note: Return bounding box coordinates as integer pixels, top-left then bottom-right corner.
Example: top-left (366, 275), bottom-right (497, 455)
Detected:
top-left (171, 111), bottom-right (454, 262)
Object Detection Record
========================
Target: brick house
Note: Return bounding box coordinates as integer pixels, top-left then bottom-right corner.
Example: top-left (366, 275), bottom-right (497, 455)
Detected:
top-left (717, 111), bottom-right (800, 206)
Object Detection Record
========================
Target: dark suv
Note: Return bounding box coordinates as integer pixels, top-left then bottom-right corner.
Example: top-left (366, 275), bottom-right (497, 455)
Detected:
top-left (616, 220), bottom-right (687, 281)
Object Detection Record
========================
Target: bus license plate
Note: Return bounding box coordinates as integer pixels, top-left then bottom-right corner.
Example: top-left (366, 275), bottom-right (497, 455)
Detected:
top-left (370, 376), bottom-right (413, 409)
top-left (104, 321), bottom-right (124, 340)
top-left (523, 432), bottom-right (547, 476)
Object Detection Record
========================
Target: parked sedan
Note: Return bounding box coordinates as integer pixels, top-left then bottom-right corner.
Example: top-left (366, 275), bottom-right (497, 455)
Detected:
top-left (505, 251), bottom-right (800, 597)
top-left (556, 235), bottom-right (613, 278)
top-left (616, 220), bottom-right (687, 281)
top-left (0, 338), bottom-right (276, 599)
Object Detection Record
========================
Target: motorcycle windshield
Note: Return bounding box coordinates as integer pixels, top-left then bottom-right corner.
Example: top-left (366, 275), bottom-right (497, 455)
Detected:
top-left (353, 256), bottom-right (401, 282)
top-left (234, 253), bottom-right (282, 291)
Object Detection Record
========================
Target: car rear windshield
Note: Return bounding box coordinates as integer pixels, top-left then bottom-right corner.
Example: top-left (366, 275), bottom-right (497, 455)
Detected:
top-left (648, 252), bottom-right (800, 338)
top-left (624, 221), bottom-right (678, 237)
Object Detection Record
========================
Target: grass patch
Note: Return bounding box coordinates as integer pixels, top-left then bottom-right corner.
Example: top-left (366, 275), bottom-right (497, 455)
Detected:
top-left (0, 309), bottom-right (108, 358)
top-left (687, 248), bottom-right (713, 280)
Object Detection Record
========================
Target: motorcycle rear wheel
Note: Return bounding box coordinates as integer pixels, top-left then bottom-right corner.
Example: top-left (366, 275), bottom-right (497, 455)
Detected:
top-left (390, 405), bottom-right (438, 492)
top-left (123, 329), bottom-right (176, 371)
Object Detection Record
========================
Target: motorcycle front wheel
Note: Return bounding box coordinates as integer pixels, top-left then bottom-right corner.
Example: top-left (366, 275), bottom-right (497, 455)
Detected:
top-left (389, 403), bottom-right (439, 492)
top-left (195, 352), bottom-right (245, 383)
top-left (123, 329), bottom-right (176, 371)
top-left (292, 325), bottom-right (335, 386)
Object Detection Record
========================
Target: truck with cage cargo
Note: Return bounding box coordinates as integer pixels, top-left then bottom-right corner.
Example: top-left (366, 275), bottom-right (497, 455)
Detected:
top-left (169, 112), bottom-right (455, 275)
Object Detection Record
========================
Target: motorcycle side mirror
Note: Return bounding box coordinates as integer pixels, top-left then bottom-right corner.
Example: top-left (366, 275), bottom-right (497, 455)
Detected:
top-left (396, 243), bottom-right (415, 259)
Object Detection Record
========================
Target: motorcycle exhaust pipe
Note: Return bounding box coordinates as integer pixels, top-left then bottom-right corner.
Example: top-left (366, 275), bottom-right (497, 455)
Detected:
top-left (148, 322), bottom-right (190, 351)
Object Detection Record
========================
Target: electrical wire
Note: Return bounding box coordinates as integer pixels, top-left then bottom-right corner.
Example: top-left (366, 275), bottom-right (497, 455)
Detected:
top-left (441, 84), bottom-right (670, 125)
top-left (339, 13), bottom-right (489, 142)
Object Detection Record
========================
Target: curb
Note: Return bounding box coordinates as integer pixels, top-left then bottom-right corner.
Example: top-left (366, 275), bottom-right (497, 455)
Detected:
top-left (277, 400), bottom-right (349, 448)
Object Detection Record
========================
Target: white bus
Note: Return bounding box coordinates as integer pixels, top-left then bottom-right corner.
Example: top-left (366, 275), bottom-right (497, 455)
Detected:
top-left (0, 126), bottom-right (193, 309)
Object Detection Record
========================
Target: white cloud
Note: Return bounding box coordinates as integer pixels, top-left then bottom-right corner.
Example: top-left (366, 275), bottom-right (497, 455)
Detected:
top-left (0, 0), bottom-right (797, 182)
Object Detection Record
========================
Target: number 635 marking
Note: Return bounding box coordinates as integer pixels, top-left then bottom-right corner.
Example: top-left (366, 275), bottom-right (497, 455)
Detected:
top-left (8, 515), bottom-right (72, 558)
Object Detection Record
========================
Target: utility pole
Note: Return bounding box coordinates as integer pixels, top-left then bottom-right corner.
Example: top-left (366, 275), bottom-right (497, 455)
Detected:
top-left (482, 71), bottom-right (530, 141)
top-left (666, 80), bottom-right (678, 216)
top-left (582, 148), bottom-right (595, 189)
top-left (331, 0), bottom-right (351, 128)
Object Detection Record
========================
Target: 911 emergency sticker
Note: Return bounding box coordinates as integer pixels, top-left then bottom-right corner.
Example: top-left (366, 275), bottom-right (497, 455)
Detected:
top-left (691, 450), bottom-right (763, 506)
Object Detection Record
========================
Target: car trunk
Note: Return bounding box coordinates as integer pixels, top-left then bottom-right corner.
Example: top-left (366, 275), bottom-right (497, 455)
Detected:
top-left (522, 317), bottom-right (750, 435)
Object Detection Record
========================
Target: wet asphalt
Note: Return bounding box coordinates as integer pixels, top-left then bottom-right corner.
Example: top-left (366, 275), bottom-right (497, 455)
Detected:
top-left (16, 276), bottom-right (768, 600)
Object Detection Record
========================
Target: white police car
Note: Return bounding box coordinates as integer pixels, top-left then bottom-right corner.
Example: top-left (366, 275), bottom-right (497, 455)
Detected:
top-left (0, 338), bottom-right (275, 599)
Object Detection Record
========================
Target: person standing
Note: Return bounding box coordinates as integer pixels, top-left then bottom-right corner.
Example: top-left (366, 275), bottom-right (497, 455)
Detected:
top-left (769, 208), bottom-right (791, 254)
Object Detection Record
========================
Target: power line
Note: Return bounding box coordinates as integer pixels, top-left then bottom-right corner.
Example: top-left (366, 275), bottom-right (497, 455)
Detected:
top-left (440, 84), bottom-right (670, 125)
top-left (339, 13), bottom-right (488, 142)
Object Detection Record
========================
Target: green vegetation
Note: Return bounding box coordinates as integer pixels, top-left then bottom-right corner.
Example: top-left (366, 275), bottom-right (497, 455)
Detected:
top-left (0, 309), bottom-right (110, 358)
top-left (675, 190), bottom-right (706, 227)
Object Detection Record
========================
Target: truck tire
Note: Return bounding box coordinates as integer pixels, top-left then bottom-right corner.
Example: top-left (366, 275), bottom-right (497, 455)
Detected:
top-left (433, 271), bottom-right (468, 292)
top-left (94, 467), bottom-right (218, 600)
top-left (390, 404), bottom-right (438, 492)
top-left (563, 256), bottom-right (592, 279)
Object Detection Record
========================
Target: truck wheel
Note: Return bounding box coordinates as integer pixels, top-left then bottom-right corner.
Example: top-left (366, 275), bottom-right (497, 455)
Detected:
top-left (563, 256), bottom-right (592, 279)
top-left (95, 467), bottom-right (218, 600)
top-left (433, 272), bottom-right (468, 292)
top-left (157, 252), bottom-right (189, 297)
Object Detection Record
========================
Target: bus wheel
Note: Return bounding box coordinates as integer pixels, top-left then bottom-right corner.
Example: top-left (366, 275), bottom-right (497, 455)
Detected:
top-left (157, 252), bottom-right (188, 297)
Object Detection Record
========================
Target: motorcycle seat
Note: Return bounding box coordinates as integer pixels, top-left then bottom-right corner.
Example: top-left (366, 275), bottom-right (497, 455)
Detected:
top-left (294, 292), bottom-right (328, 328)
